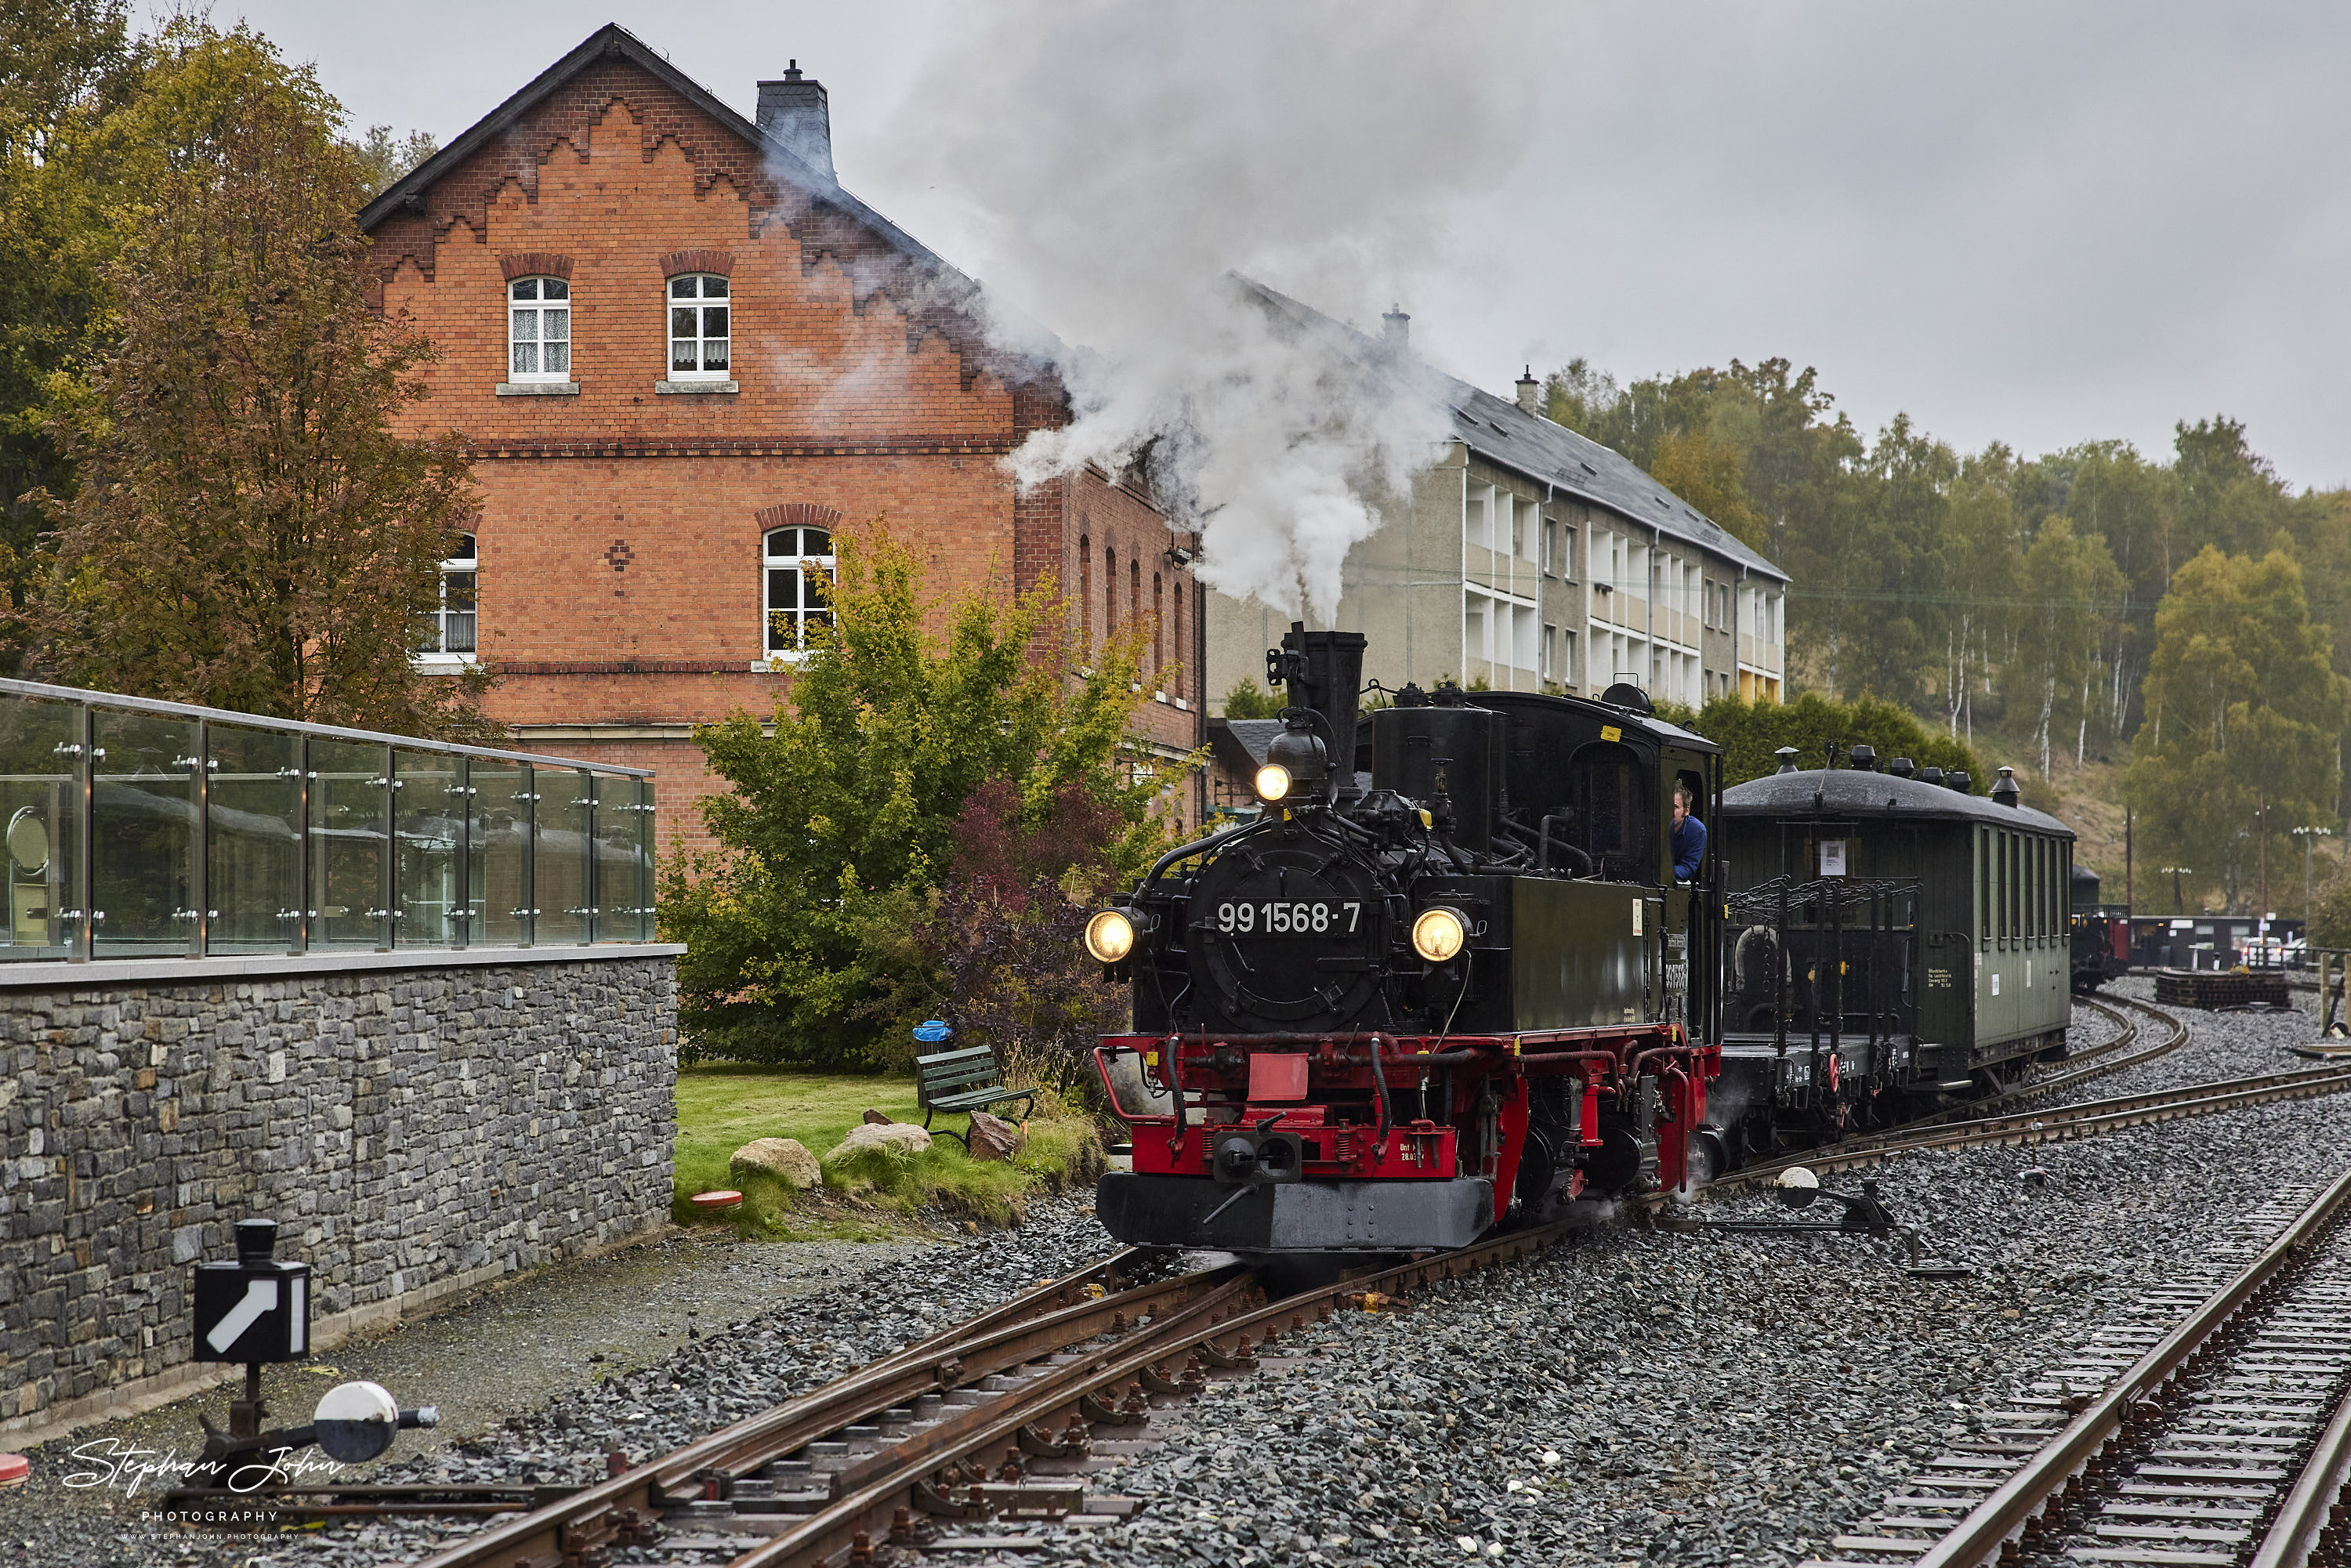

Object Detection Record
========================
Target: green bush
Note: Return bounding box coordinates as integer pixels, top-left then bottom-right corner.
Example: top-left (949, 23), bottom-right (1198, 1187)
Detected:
top-left (1692, 691), bottom-right (1983, 789)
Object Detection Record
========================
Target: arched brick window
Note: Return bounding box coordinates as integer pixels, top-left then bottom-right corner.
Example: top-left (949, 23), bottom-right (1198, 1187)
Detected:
top-left (755, 504), bottom-right (842, 659)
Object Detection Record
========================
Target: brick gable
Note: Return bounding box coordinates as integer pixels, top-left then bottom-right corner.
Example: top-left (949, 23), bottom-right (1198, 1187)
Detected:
top-left (366, 26), bottom-right (1204, 850)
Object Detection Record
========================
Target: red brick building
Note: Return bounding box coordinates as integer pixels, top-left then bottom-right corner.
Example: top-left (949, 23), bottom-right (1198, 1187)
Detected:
top-left (360, 24), bottom-right (1202, 855)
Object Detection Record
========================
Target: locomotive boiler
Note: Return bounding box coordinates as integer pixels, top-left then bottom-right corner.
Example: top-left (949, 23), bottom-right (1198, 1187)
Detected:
top-left (1084, 625), bottom-right (1720, 1254)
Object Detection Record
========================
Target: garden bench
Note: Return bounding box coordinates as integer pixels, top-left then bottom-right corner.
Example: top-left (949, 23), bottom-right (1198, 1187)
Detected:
top-left (915, 1045), bottom-right (1038, 1150)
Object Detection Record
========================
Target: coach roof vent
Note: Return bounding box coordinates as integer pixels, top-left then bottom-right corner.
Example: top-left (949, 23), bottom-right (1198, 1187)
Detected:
top-left (759, 60), bottom-right (834, 185)
top-left (1992, 766), bottom-right (2021, 807)
top-left (1773, 746), bottom-right (1800, 774)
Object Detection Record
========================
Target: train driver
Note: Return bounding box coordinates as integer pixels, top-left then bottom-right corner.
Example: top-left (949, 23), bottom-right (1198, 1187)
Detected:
top-left (1671, 784), bottom-right (1706, 884)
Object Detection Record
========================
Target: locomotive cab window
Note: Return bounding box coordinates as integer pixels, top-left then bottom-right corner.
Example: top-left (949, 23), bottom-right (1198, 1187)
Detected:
top-left (1565, 741), bottom-right (1652, 883)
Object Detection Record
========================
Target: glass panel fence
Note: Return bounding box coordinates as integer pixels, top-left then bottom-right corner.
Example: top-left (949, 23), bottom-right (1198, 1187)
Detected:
top-left (0, 683), bottom-right (652, 961)
top-left (205, 723), bottom-right (302, 954)
top-left (393, 748), bottom-right (464, 947)
top-left (534, 769), bottom-right (591, 945)
top-left (469, 759), bottom-right (531, 947)
top-left (0, 697), bottom-right (82, 959)
top-left (92, 709), bottom-right (201, 957)
top-left (588, 773), bottom-right (643, 943)
top-left (310, 738), bottom-right (389, 950)
top-left (636, 777), bottom-right (657, 942)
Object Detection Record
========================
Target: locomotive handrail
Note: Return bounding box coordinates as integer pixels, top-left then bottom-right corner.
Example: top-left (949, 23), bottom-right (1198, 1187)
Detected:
top-left (1135, 820), bottom-right (1255, 896)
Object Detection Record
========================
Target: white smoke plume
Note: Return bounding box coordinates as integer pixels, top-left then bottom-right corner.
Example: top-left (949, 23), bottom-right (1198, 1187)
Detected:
top-left (869, 2), bottom-right (1546, 621)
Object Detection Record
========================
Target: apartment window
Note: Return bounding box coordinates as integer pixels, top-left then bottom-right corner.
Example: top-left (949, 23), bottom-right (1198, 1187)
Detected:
top-left (1542, 520), bottom-right (1559, 576)
top-left (668, 273), bottom-right (730, 377)
top-left (763, 526), bottom-right (835, 654)
top-left (1542, 622), bottom-right (1557, 679)
top-left (422, 534), bottom-right (476, 656)
top-left (509, 277), bottom-right (571, 381)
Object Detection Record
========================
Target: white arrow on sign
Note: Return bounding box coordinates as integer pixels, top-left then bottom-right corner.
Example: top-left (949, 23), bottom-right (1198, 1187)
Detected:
top-left (205, 1279), bottom-right (279, 1354)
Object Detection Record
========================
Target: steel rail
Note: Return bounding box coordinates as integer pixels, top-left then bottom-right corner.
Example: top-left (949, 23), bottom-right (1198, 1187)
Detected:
top-left (1912, 1167), bottom-right (2351, 1568)
top-left (407, 1248), bottom-right (1200, 1568)
top-left (722, 1221), bottom-right (1576, 1568)
top-left (2248, 1374), bottom-right (2351, 1568)
top-left (1715, 1064), bottom-right (2351, 1193)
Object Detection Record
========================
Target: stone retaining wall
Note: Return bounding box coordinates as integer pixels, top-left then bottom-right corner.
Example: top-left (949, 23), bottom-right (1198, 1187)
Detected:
top-left (0, 950), bottom-right (677, 1436)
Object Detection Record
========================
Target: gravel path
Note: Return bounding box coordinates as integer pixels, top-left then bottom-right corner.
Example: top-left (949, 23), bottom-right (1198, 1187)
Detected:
top-left (0, 1205), bottom-right (1108, 1568)
top-left (11, 995), bottom-right (2342, 1568)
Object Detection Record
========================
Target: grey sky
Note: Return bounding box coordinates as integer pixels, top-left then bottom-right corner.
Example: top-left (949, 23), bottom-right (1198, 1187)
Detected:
top-left (232, 2), bottom-right (2351, 491)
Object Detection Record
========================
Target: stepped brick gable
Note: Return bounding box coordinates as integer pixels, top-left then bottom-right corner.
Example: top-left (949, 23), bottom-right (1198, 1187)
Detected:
top-left (364, 25), bottom-right (1201, 856)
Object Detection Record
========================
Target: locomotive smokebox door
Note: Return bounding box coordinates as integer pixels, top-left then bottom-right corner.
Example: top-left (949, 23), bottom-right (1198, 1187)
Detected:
top-left (193, 1218), bottom-right (310, 1363)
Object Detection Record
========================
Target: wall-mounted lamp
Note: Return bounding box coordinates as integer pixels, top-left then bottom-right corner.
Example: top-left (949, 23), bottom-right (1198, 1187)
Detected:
top-left (1166, 545), bottom-right (1195, 567)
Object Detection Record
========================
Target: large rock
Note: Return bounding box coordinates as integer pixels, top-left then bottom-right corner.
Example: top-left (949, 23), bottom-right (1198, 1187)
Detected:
top-left (821, 1121), bottom-right (933, 1194)
top-left (967, 1110), bottom-right (1027, 1163)
top-left (728, 1137), bottom-right (822, 1236)
top-left (730, 1137), bottom-right (820, 1190)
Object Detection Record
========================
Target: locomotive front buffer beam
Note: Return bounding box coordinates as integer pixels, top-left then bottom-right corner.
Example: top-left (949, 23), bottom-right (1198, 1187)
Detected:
top-left (1091, 1028), bottom-right (1720, 1252)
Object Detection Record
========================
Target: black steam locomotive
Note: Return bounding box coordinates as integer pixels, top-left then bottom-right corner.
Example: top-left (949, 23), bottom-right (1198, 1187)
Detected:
top-left (1084, 625), bottom-right (2086, 1253)
top-left (1085, 626), bottom-right (1719, 1254)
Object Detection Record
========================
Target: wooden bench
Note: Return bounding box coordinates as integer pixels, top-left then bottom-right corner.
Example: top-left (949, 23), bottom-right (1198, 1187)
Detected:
top-left (915, 1045), bottom-right (1038, 1150)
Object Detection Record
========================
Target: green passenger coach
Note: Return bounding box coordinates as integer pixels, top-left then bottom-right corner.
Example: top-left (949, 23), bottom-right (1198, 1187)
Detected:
top-left (1708, 752), bottom-right (2074, 1163)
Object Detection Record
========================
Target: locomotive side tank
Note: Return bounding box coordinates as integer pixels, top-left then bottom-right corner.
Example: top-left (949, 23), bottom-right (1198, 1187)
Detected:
top-left (1088, 625), bottom-right (1721, 1254)
top-left (1711, 754), bottom-right (2074, 1161)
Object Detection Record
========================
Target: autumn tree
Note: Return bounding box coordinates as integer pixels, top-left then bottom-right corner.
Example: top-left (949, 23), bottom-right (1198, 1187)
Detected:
top-left (20, 24), bottom-right (484, 735)
top-left (0, 0), bottom-right (140, 664)
top-left (2127, 548), bottom-right (2349, 912)
top-left (661, 531), bottom-right (1186, 1068)
top-left (2000, 516), bottom-right (2127, 777)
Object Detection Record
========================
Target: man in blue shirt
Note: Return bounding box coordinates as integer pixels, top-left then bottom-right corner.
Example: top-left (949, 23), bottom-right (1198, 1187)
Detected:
top-left (1671, 785), bottom-right (1706, 883)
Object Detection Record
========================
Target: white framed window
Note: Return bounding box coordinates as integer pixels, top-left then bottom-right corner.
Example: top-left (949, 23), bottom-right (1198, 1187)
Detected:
top-left (508, 277), bottom-right (571, 381)
top-left (669, 273), bottom-right (730, 378)
top-left (763, 526), bottom-right (835, 656)
top-left (421, 534), bottom-right (477, 660)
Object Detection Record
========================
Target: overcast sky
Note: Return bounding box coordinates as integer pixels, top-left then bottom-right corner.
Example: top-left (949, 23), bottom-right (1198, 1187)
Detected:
top-left (229, 1), bottom-right (2351, 491)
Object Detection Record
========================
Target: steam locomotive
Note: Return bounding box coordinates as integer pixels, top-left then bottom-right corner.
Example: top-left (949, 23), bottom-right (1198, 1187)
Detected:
top-left (1084, 626), bottom-right (1719, 1254)
top-left (1083, 625), bottom-right (2082, 1254)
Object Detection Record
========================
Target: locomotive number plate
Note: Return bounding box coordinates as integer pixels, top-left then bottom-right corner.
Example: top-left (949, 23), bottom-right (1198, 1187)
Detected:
top-left (1215, 900), bottom-right (1361, 936)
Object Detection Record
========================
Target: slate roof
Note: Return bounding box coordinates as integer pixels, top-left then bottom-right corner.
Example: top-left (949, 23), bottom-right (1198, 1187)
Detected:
top-left (1720, 767), bottom-right (2072, 837)
top-left (1237, 279), bottom-right (1789, 583)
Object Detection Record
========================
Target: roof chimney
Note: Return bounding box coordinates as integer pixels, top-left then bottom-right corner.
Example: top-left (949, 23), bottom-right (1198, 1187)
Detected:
top-left (1382, 305), bottom-right (1409, 351)
top-left (1515, 365), bottom-right (1540, 415)
top-left (757, 60), bottom-right (833, 185)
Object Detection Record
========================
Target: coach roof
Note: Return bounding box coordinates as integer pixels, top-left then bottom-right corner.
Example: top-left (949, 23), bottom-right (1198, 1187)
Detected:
top-left (1720, 766), bottom-right (2074, 838)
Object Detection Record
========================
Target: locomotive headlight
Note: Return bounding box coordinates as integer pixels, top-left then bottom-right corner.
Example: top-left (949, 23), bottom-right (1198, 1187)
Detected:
top-left (1253, 763), bottom-right (1292, 802)
top-left (1411, 906), bottom-right (1468, 963)
top-left (1084, 909), bottom-right (1139, 964)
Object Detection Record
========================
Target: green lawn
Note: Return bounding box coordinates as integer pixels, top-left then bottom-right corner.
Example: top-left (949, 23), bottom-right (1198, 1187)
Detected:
top-left (671, 1063), bottom-right (1103, 1233)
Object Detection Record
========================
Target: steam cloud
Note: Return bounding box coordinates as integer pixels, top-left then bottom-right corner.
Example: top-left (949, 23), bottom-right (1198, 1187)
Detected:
top-left (871, 2), bottom-right (1545, 621)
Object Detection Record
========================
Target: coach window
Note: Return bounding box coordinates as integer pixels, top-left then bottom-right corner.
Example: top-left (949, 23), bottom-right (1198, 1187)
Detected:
top-left (509, 277), bottom-right (571, 381)
top-left (763, 527), bottom-right (835, 656)
top-left (1979, 827), bottom-right (1991, 947)
top-left (669, 274), bottom-right (730, 378)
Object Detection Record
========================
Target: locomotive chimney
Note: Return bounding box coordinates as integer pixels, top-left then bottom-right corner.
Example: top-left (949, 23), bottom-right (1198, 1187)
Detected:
top-left (1280, 622), bottom-right (1367, 799)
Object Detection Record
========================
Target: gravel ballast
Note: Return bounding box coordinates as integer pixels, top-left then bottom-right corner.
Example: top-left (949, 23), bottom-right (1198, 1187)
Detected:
top-left (7, 994), bottom-right (2343, 1568)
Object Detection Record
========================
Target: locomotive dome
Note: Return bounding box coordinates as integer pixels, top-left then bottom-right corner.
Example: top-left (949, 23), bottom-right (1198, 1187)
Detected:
top-left (1721, 765), bottom-right (2072, 838)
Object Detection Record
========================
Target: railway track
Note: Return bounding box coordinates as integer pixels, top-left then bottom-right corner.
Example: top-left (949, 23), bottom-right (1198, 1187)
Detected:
top-left (1800, 1171), bottom-right (2351, 1568)
top-left (397, 1220), bottom-right (1570, 1568)
top-left (1710, 1003), bottom-right (2351, 1196)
